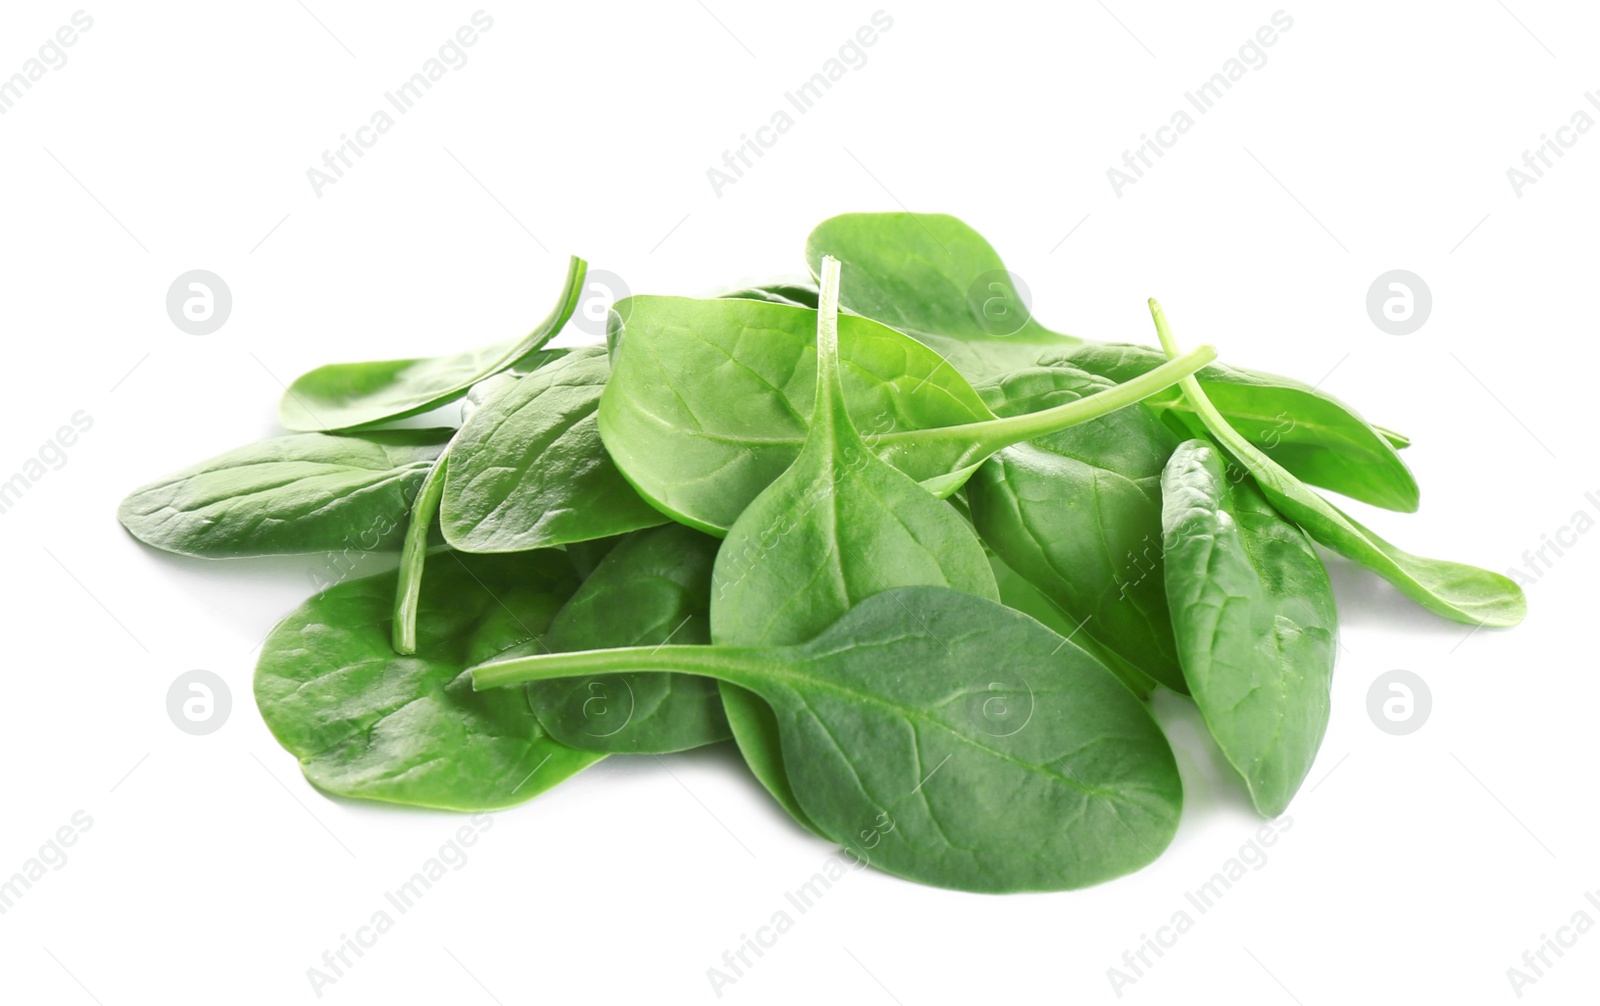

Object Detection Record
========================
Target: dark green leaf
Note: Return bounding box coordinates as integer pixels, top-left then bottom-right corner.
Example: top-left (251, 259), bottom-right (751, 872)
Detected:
top-left (474, 587), bottom-right (1182, 892)
top-left (1051, 343), bottom-right (1419, 512)
top-left (563, 535), bottom-right (625, 580)
top-left (599, 295), bottom-right (1212, 534)
top-left (280, 257), bottom-right (586, 431)
top-left (118, 429), bottom-right (451, 558)
top-left (805, 212), bottom-right (1416, 510)
top-left (1161, 439), bottom-right (1337, 816)
top-left (529, 524), bottom-right (729, 754)
top-left (1149, 300), bottom-right (1525, 628)
top-left (255, 550), bottom-right (600, 810)
top-left (712, 256), bottom-right (999, 828)
top-left (805, 212), bottom-right (1081, 382)
top-left (441, 347), bottom-right (667, 552)
top-left (986, 552), bottom-right (1163, 696)
top-left (967, 363), bottom-right (1185, 693)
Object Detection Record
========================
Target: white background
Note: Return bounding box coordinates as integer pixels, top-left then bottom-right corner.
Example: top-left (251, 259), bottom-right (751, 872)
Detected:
top-left (0, 2), bottom-right (1594, 1003)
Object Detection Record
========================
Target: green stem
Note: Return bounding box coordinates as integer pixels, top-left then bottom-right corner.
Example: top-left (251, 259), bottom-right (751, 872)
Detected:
top-left (813, 255), bottom-right (853, 443)
top-left (1147, 300), bottom-right (1258, 463)
top-left (471, 644), bottom-right (766, 690)
top-left (874, 341), bottom-right (1217, 460)
top-left (391, 449), bottom-right (449, 654)
top-left (1148, 297), bottom-right (1524, 628)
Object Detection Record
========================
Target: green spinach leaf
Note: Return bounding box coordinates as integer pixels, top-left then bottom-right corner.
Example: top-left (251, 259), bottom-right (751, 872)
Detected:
top-left (1161, 439), bottom-right (1338, 816)
top-left (805, 212), bottom-right (1082, 381)
top-left (400, 346), bottom-right (662, 654)
top-left (529, 524), bottom-right (729, 753)
top-left (712, 256), bottom-right (999, 829)
top-left (1149, 300), bottom-right (1525, 627)
top-left (967, 363), bottom-right (1186, 693)
top-left (473, 586), bottom-right (1183, 893)
top-left (441, 347), bottom-right (666, 553)
top-left (280, 257), bottom-right (586, 431)
top-left (598, 294), bottom-right (1213, 533)
top-left (1048, 343), bottom-right (1418, 512)
top-left (256, 549), bottom-right (601, 810)
top-left (118, 429), bottom-right (451, 558)
top-left (805, 211), bottom-right (1416, 509)
top-left (985, 552), bottom-right (1164, 695)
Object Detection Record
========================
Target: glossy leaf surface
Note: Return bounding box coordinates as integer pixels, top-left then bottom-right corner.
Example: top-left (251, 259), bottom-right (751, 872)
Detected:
top-left (599, 295), bottom-right (1212, 533)
top-left (1161, 439), bottom-right (1337, 816)
top-left (712, 257), bottom-right (998, 827)
top-left (280, 257), bottom-right (586, 431)
top-left (474, 586), bottom-right (1183, 893)
top-left (118, 429), bottom-right (450, 558)
top-left (805, 211), bottom-right (1081, 381)
top-left (529, 524), bottom-right (729, 753)
top-left (256, 550), bottom-right (600, 810)
top-left (442, 347), bottom-right (666, 552)
top-left (805, 212), bottom-right (1415, 510)
top-left (1149, 300), bottom-right (1525, 628)
top-left (967, 364), bottom-right (1185, 693)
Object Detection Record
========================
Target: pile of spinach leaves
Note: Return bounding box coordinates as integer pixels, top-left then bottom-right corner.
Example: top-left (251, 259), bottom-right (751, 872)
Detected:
top-left (120, 214), bottom-right (1523, 894)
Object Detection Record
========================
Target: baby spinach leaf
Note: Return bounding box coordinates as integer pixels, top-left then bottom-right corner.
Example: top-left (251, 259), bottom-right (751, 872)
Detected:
top-left (1048, 343), bottom-right (1419, 512)
top-left (528, 524), bottom-right (729, 754)
top-left (967, 363), bottom-right (1185, 694)
top-left (1161, 439), bottom-right (1338, 817)
top-left (805, 212), bottom-right (1082, 382)
top-left (713, 257), bottom-right (1000, 640)
top-left (712, 256), bottom-right (999, 829)
top-left (805, 211), bottom-right (1417, 510)
top-left (441, 347), bottom-right (667, 554)
top-left (599, 294), bottom-right (986, 534)
top-left (985, 552), bottom-right (1161, 696)
top-left (564, 535), bottom-right (624, 579)
top-left (1149, 300), bottom-right (1526, 628)
top-left (598, 294), bottom-right (1214, 533)
top-left (472, 586), bottom-right (1183, 893)
top-left (280, 256), bottom-right (587, 431)
top-left (256, 549), bottom-right (601, 810)
top-left (118, 429), bottom-right (451, 558)
top-left (399, 348), bottom-right (668, 654)
top-left (118, 209), bottom-right (1534, 890)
